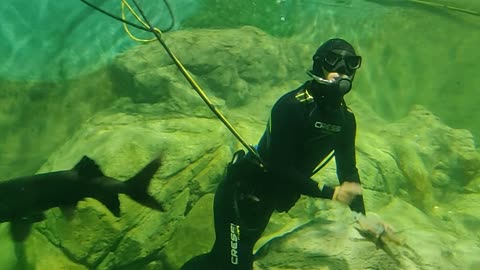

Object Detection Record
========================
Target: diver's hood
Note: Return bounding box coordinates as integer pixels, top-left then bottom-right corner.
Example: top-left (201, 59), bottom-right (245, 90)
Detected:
top-left (312, 38), bottom-right (357, 77)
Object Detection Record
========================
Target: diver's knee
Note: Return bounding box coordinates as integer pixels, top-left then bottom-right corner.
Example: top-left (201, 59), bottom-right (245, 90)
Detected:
top-left (179, 253), bottom-right (213, 270)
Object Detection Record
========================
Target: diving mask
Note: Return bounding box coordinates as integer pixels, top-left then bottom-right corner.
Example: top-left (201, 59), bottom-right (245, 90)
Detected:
top-left (323, 51), bottom-right (361, 70)
top-left (314, 50), bottom-right (362, 76)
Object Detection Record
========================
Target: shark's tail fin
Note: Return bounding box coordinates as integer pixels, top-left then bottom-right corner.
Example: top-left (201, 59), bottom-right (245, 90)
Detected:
top-left (125, 158), bottom-right (164, 211)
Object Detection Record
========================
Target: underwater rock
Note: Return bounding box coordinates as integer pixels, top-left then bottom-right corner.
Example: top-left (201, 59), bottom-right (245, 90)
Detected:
top-left (11, 99), bottom-right (232, 270)
top-left (162, 193), bottom-right (215, 269)
top-left (110, 26), bottom-right (300, 107)
top-left (255, 196), bottom-right (478, 270)
top-left (380, 105), bottom-right (480, 210)
top-left (2, 26), bottom-right (479, 270)
top-left (0, 71), bottom-right (115, 180)
top-left (9, 87), bottom-right (477, 270)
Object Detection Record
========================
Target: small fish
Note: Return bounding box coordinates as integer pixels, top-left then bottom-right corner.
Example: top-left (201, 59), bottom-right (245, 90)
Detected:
top-left (0, 156), bottom-right (164, 242)
top-left (353, 214), bottom-right (422, 267)
top-left (354, 224), bottom-right (402, 265)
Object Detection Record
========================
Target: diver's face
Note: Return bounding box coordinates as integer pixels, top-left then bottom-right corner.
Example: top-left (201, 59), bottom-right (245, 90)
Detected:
top-left (322, 49), bottom-right (362, 78)
top-left (323, 70), bottom-right (348, 81)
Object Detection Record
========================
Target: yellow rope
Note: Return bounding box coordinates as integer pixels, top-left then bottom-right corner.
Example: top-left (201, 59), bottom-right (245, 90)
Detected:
top-left (117, 0), bottom-right (264, 163)
top-left (122, 0), bottom-right (162, 42)
top-left (409, 0), bottom-right (480, 17)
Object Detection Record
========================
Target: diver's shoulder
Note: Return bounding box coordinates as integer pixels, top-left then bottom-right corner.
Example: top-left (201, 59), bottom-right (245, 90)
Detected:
top-left (345, 105), bottom-right (355, 114)
top-left (275, 84), bottom-right (309, 105)
top-left (271, 86), bottom-right (308, 118)
top-left (343, 105), bottom-right (357, 120)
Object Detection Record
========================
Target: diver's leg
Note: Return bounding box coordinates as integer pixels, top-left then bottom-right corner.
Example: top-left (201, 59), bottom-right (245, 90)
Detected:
top-left (209, 175), bottom-right (241, 269)
top-left (179, 174), bottom-right (238, 270)
top-left (180, 149), bottom-right (273, 270)
top-left (179, 253), bottom-right (212, 270)
top-left (210, 171), bottom-right (274, 270)
top-left (235, 193), bottom-right (274, 269)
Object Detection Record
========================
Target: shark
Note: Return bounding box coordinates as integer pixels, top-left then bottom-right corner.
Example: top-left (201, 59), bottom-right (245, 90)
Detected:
top-left (0, 155), bottom-right (164, 242)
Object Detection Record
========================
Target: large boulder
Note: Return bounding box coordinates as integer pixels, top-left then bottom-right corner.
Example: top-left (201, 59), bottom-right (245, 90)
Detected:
top-left (109, 26), bottom-right (307, 108)
top-left (2, 26), bottom-right (479, 270)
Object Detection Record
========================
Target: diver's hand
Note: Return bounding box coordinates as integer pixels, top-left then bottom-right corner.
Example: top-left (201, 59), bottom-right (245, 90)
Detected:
top-left (333, 181), bottom-right (362, 205)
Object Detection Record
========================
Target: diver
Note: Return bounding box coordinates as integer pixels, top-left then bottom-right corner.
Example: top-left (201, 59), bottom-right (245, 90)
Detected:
top-left (180, 38), bottom-right (365, 270)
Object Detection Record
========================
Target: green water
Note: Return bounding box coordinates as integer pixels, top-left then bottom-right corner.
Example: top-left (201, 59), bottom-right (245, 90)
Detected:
top-left (1, 0), bottom-right (480, 269)
top-left (184, 0), bottom-right (480, 138)
top-left (3, 0), bottom-right (478, 137)
top-left (0, 0), bottom-right (196, 81)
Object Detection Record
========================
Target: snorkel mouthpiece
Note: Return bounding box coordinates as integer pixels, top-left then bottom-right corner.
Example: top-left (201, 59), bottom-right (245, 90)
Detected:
top-left (336, 77), bottom-right (352, 95)
top-left (307, 71), bottom-right (352, 95)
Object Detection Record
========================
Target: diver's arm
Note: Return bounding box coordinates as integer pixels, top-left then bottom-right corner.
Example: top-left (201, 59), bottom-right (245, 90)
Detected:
top-left (304, 180), bottom-right (336, 199)
top-left (334, 110), bottom-right (366, 214)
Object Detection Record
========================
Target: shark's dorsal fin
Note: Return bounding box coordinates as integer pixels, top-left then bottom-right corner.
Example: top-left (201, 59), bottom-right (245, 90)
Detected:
top-left (74, 156), bottom-right (105, 178)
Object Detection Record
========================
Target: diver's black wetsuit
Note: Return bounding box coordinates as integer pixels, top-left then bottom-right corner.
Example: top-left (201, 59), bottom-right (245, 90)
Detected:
top-left (180, 82), bottom-right (365, 270)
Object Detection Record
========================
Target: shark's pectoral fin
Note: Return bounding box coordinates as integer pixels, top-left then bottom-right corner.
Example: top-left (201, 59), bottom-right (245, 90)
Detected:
top-left (9, 213), bottom-right (45, 242)
top-left (10, 222), bottom-right (31, 242)
top-left (97, 193), bottom-right (121, 217)
top-left (60, 203), bottom-right (78, 220)
top-left (10, 220), bottom-right (32, 242)
top-left (13, 241), bottom-right (33, 270)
